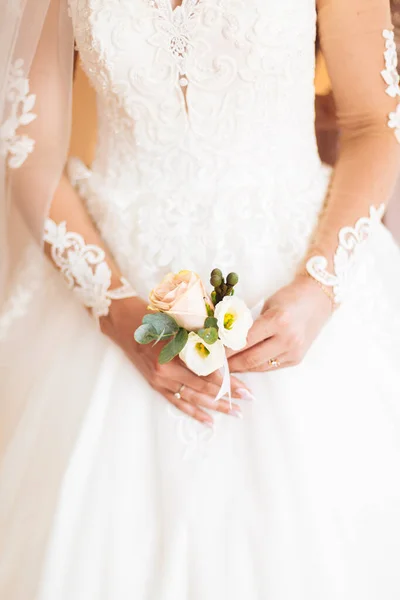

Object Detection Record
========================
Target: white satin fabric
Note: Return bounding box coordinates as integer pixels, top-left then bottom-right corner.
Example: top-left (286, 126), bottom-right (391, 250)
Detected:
top-left (1, 1), bottom-right (400, 599)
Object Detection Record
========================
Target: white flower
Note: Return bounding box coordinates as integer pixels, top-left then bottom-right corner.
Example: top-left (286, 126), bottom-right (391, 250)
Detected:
top-left (179, 332), bottom-right (225, 376)
top-left (214, 296), bottom-right (253, 351)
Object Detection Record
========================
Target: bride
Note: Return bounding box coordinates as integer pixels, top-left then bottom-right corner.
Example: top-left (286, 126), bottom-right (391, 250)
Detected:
top-left (1, 0), bottom-right (400, 598)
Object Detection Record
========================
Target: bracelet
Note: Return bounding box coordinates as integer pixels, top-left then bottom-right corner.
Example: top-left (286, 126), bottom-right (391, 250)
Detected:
top-left (44, 218), bottom-right (137, 323)
top-left (305, 272), bottom-right (337, 311)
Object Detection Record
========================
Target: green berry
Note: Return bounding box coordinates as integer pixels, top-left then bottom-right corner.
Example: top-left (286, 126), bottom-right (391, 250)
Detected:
top-left (210, 273), bottom-right (223, 287)
top-left (227, 272), bottom-right (239, 286)
top-left (211, 268), bottom-right (223, 278)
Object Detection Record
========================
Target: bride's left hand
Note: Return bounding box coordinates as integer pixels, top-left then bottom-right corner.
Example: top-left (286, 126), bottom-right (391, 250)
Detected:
top-left (228, 274), bottom-right (333, 373)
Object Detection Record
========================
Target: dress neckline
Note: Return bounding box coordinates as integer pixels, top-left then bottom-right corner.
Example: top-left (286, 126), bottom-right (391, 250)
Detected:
top-left (148, 0), bottom-right (200, 16)
top-left (170, 0), bottom-right (183, 11)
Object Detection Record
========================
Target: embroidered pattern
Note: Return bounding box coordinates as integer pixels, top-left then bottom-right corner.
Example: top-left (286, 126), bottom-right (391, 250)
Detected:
top-left (382, 29), bottom-right (400, 97)
top-left (147, 0), bottom-right (201, 87)
top-left (0, 59), bottom-right (36, 169)
top-left (167, 404), bottom-right (218, 461)
top-left (382, 30), bottom-right (400, 142)
top-left (306, 205), bottom-right (385, 305)
top-left (388, 103), bottom-right (400, 142)
top-left (44, 218), bottom-right (137, 323)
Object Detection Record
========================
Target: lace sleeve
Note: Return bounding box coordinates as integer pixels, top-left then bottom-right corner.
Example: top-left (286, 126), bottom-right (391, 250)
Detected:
top-left (1, 0), bottom-right (136, 323)
top-left (305, 0), bottom-right (400, 306)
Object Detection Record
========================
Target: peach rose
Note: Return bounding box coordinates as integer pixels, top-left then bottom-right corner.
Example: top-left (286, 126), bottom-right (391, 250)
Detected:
top-left (149, 270), bottom-right (212, 331)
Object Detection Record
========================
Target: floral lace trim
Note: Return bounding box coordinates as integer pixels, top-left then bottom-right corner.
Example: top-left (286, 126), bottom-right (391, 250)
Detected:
top-left (382, 29), bottom-right (400, 97)
top-left (44, 218), bottom-right (137, 323)
top-left (382, 30), bottom-right (400, 142)
top-left (146, 0), bottom-right (201, 87)
top-left (388, 103), bottom-right (400, 143)
top-left (0, 59), bottom-right (36, 169)
top-left (306, 204), bottom-right (385, 305)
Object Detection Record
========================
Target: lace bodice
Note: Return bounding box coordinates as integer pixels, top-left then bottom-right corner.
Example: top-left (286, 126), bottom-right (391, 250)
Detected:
top-left (67, 0), bottom-right (326, 304)
top-left (69, 0), bottom-right (317, 165)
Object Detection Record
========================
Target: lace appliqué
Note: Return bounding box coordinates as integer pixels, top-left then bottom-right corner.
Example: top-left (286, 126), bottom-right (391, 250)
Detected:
top-left (382, 30), bottom-right (400, 97)
top-left (44, 219), bottom-right (137, 323)
top-left (382, 30), bottom-right (400, 142)
top-left (166, 403), bottom-right (228, 461)
top-left (306, 205), bottom-right (385, 306)
top-left (147, 0), bottom-right (200, 87)
top-left (0, 59), bottom-right (36, 169)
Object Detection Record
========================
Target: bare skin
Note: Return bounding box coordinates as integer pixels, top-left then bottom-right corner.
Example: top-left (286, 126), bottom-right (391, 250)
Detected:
top-left (101, 295), bottom-right (253, 427)
top-left (229, 274), bottom-right (333, 373)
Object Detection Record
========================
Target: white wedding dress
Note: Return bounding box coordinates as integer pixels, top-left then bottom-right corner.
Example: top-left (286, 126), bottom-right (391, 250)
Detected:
top-left (2, 1), bottom-right (400, 599)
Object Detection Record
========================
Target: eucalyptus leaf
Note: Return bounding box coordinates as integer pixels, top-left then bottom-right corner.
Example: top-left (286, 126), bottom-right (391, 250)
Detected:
top-left (204, 316), bottom-right (218, 329)
top-left (158, 328), bottom-right (189, 364)
top-left (143, 312), bottom-right (179, 338)
top-left (197, 327), bottom-right (219, 345)
top-left (134, 323), bottom-right (158, 345)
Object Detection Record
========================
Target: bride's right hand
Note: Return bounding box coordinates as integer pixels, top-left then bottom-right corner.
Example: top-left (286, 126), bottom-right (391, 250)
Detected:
top-left (100, 296), bottom-right (252, 426)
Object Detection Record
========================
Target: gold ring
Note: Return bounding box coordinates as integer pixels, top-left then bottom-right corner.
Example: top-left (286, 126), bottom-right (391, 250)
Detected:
top-left (174, 384), bottom-right (185, 400)
top-left (268, 358), bottom-right (280, 368)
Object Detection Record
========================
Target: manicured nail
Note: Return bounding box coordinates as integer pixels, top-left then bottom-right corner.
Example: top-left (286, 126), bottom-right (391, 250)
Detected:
top-left (204, 421), bottom-right (214, 429)
top-left (236, 388), bottom-right (256, 402)
top-left (229, 409), bottom-right (243, 419)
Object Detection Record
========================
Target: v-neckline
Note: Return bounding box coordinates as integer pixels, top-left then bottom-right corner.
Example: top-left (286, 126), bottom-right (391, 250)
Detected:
top-left (170, 0), bottom-right (183, 10)
top-left (147, 0), bottom-right (202, 117)
top-left (156, 0), bottom-right (199, 16)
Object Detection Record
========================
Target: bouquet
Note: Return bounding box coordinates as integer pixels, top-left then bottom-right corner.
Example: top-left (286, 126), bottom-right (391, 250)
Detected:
top-left (134, 269), bottom-right (253, 401)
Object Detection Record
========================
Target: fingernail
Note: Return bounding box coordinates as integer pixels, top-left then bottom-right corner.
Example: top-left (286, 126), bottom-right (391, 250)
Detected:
top-left (229, 409), bottom-right (243, 419)
top-left (204, 421), bottom-right (214, 429)
top-left (236, 388), bottom-right (256, 402)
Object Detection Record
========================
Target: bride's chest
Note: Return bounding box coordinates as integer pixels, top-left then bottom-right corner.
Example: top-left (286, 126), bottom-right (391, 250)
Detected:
top-left (69, 0), bottom-right (316, 100)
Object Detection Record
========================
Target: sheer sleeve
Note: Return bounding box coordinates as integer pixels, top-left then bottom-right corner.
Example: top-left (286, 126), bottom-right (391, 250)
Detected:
top-left (0, 0), bottom-right (136, 326)
top-left (305, 0), bottom-right (400, 306)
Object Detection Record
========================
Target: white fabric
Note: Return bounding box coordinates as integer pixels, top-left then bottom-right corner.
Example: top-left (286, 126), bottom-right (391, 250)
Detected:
top-left (306, 204), bottom-right (386, 304)
top-left (43, 218), bottom-right (137, 322)
top-left (1, 1), bottom-right (400, 599)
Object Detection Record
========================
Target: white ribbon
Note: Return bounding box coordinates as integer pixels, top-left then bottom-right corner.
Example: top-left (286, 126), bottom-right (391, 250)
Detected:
top-left (211, 298), bottom-right (265, 408)
top-left (213, 352), bottom-right (232, 407)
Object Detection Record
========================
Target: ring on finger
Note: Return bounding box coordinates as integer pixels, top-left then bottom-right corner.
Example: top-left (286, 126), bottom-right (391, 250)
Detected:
top-left (174, 384), bottom-right (186, 400)
top-left (268, 358), bottom-right (280, 368)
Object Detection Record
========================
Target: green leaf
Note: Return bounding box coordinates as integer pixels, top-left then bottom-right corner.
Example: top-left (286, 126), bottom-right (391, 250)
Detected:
top-left (206, 303), bottom-right (214, 317)
top-left (197, 327), bottom-right (219, 345)
top-left (204, 316), bottom-right (218, 329)
top-left (143, 313), bottom-right (179, 339)
top-left (134, 323), bottom-right (158, 345)
top-left (158, 328), bottom-right (189, 364)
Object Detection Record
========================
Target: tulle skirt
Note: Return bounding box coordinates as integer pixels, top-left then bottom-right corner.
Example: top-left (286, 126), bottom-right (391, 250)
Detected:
top-left (1, 223), bottom-right (400, 600)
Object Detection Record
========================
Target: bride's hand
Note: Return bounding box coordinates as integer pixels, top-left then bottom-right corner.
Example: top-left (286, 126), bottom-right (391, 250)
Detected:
top-left (228, 274), bottom-right (333, 373)
top-left (101, 296), bottom-right (251, 426)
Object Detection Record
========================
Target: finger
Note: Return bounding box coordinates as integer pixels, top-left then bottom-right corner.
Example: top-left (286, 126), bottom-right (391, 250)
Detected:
top-left (229, 335), bottom-right (286, 373)
top-left (181, 386), bottom-right (242, 419)
top-left (204, 369), bottom-right (252, 399)
top-left (162, 378), bottom-right (243, 417)
top-left (230, 375), bottom-right (254, 400)
top-left (228, 307), bottom-right (281, 358)
top-left (166, 361), bottom-right (253, 400)
top-left (247, 351), bottom-right (289, 372)
top-left (162, 389), bottom-right (214, 427)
